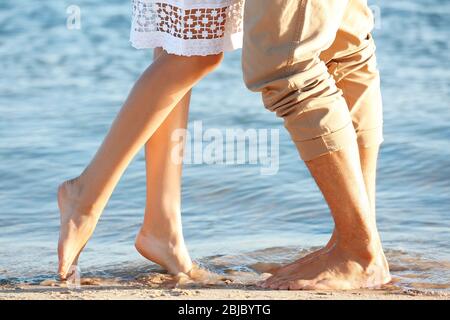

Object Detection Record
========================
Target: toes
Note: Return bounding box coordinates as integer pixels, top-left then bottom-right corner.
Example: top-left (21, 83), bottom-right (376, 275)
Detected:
top-left (261, 275), bottom-right (277, 288)
top-left (268, 282), bottom-right (279, 289)
top-left (58, 258), bottom-right (70, 280)
top-left (58, 250), bottom-right (77, 280)
top-left (261, 275), bottom-right (281, 288)
top-left (267, 278), bottom-right (295, 290)
top-left (315, 279), bottom-right (354, 290)
top-left (265, 278), bottom-right (315, 290)
top-left (277, 282), bottom-right (290, 290)
top-left (58, 241), bottom-right (86, 280)
top-left (263, 273), bottom-right (291, 288)
top-left (256, 278), bottom-right (271, 288)
top-left (262, 276), bottom-right (322, 291)
top-left (58, 263), bottom-right (73, 280)
top-left (268, 278), bottom-right (288, 290)
top-left (288, 280), bottom-right (316, 290)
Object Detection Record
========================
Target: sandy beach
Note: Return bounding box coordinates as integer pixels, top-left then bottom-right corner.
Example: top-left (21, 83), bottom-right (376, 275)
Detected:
top-left (2, 262), bottom-right (449, 301)
top-left (1, 280), bottom-right (448, 300)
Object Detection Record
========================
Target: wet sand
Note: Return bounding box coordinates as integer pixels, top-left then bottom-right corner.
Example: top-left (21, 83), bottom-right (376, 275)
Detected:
top-left (2, 250), bottom-right (449, 301)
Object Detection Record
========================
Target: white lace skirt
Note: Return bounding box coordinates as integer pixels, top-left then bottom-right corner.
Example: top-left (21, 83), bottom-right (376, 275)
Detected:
top-left (130, 0), bottom-right (245, 56)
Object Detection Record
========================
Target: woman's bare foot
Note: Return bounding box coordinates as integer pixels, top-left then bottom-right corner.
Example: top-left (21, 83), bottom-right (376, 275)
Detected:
top-left (57, 178), bottom-right (101, 280)
top-left (263, 243), bottom-right (391, 290)
top-left (135, 229), bottom-right (193, 276)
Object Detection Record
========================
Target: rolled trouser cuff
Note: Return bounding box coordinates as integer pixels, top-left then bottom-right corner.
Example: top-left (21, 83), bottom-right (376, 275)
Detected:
top-left (292, 122), bottom-right (357, 161)
top-left (356, 125), bottom-right (384, 148)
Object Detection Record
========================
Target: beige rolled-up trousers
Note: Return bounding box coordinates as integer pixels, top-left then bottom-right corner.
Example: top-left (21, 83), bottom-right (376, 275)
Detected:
top-left (242, 0), bottom-right (383, 161)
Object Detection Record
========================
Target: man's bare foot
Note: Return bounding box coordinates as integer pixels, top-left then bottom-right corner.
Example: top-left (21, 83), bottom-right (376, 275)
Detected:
top-left (135, 229), bottom-right (193, 276)
top-left (57, 178), bottom-right (101, 280)
top-left (263, 243), bottom-right (391, 290)
top-left (262, 231), bottom-right (338, 287)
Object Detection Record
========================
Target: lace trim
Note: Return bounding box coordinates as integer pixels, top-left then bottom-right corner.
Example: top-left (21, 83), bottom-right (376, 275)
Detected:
top-left (130, 0), bottom-right (244, 55)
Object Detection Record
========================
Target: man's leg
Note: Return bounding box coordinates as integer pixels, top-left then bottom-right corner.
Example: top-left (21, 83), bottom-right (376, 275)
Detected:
top-left (269, 142), bottom-right (390, 290)
top-left (264, 2), bottom-right (386, 283)
top-left (317, 15), bottom-right (385, 238)
top-left (242, 0), bottom-right (390, 289)
top-left (359, 145), bottom-right (379, 217)
top-left (263, 144), bottom-right (381, 286)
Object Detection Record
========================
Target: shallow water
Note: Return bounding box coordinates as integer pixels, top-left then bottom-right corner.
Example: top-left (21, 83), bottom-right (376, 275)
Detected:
top-left (0, 0), bottom-right (449, 291)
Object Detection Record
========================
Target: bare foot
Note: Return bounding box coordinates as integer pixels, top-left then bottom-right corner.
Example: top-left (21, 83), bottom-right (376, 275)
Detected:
top-left (263, 231), bottom-right (337, 287)
top-left (135, 229), bottom-right (193, 276)
top-left (264, 244), bottom-right (391, 290)
top-left (57, 178), bottom-right (101, 280)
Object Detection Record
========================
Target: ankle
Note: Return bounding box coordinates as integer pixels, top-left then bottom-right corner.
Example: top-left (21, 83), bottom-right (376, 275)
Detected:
top-left (138, 224), bottom-right (184, 246)
top-left (336, 234), bottom-right (384, 265)
top-left (59, 177), bottom-right (103, 216)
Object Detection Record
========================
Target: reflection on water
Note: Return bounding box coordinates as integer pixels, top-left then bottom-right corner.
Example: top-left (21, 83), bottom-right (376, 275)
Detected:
top-left (0, 0), bottom-right (449, 292)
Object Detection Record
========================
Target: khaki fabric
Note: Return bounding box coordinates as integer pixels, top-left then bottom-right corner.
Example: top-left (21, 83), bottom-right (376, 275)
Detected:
top-left (242, 0), bottom-right (383, 160)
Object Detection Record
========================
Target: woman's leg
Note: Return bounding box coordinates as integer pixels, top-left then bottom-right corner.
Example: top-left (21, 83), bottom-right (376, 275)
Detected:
top-left (134, 48), bottom-right (193, 275)
top-left (135, 93), bottom-right (192, 275)
top-left (57, 51), bottom-right (223, 279)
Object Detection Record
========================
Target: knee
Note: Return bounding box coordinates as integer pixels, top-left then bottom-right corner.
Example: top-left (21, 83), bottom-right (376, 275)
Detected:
top-left (189, 53), bottom-right (224, 74)
top-left (261, 62), bottom-right (337, 117)
top-left (154, 50), bottom-right (224, 77)
top-left (329, 35), bottom-right (378, 82)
